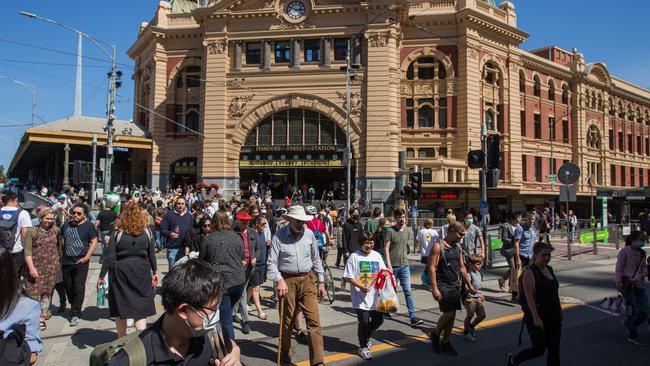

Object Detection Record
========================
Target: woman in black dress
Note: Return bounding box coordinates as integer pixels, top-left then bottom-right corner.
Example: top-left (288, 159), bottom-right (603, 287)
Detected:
top-left (98, 203), bottom-right (158, 338)
top-left (507, 241), bottom-right (563, 366)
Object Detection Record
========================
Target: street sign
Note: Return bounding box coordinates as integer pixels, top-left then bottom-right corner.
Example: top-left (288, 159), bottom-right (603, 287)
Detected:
top-left (480, 200), bottom-right (489, 215)
top-left (549, 174), bottom-right (557, 184)
top-left (558, 163), bottom-right (580, 185)
top-left (559, 185), bottom-right (577, 202)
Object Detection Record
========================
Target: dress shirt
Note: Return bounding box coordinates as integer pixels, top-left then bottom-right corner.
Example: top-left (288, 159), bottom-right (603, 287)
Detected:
top-left (268, 225), bottom-right (324, 283)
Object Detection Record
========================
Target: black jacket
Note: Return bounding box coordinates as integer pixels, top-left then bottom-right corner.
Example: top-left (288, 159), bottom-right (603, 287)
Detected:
top-left (342, 219), bottom-right (363, 253)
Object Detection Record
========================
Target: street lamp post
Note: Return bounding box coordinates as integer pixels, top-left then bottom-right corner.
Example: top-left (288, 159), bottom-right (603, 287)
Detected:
top-left (20, 11), bottom-right (118, 194)
top-left (0, 76), bottom-right (36, 128)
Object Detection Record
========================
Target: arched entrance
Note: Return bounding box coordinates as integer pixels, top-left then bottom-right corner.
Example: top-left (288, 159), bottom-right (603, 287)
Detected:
top-left (240, 108), bottom-right (355, 200)
top-left (170, 157), bottom-right (198, 188)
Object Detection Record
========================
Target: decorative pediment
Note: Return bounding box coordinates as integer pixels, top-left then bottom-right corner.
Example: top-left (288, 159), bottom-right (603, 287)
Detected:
top-left (584, 62), bottom-right (611, 85)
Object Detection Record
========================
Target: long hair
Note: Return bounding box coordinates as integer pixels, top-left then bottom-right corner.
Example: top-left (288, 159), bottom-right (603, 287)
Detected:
top-left (211, 210), bottom-right (231, 232)
top-left (117, 203), bottom-right (149, 236)
top-left (0, 248), bottom-right (21, 320)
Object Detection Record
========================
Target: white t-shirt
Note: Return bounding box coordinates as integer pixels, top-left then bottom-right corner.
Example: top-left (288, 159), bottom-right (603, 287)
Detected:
top-left (343, 250), bottom-right (387, 310)
top-left (417, 228), bottom-right (440, 257)
top-left (0, 207), bottom-right (33, 253)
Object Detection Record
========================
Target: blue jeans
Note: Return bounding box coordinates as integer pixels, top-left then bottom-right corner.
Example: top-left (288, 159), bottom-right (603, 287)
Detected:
top-left (220, 283), bottom-right (246, 340)
top-left (166, 247), bottom-right (183, 270)
top-left (392, 265), bottom-right (417, 320)
top-left (155, 230), bottom-right (163, 251)
top-left (623, 287), bottom-right (650, 338)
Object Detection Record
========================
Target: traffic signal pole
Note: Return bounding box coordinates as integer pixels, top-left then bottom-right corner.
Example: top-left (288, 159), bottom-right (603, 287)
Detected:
top-left (480, 123), bottom-right (489, 226)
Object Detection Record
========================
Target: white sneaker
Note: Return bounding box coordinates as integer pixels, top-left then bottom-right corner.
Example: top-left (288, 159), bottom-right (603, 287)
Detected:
top-left (367, 340), bottom-right (372, 350)
top-left (358, 347), bottom-right (373, 360)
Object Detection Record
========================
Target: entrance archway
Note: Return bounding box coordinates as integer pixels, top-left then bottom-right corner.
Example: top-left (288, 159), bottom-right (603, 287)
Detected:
top-left (170, 157), bottom-right (198, 188)
top-left (239, 108), bottom-right (355, 201)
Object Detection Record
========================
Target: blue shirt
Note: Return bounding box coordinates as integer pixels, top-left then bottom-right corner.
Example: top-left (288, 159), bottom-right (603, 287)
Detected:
top-left (0, 296), bottom-right (43, 353)
top-left (256, 230), bottom-right (268, 264)
top-left (514, 223), bottom-right (536, 259)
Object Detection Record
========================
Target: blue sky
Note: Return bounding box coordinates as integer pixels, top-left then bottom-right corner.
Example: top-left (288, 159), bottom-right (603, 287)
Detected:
top-left (1, 0), bottom-right (649, 171)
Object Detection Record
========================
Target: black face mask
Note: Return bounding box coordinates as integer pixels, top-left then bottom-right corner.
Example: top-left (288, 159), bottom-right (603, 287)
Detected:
top-left (351, 214), bottom-right (360, 221)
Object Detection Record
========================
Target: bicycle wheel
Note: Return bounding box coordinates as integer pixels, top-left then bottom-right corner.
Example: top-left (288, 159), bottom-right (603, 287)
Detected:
top-left (324, 265), bottom-right (335, 304)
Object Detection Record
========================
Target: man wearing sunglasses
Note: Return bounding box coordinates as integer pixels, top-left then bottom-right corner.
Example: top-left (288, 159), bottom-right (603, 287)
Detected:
top-left (61, 203), bottom-right (98, 326)
top-left (108, 259), bottom-right (241, 365)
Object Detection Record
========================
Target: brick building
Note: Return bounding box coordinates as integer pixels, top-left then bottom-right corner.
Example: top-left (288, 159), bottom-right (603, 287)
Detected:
top-left (127, 0), bottom-right (650, 219)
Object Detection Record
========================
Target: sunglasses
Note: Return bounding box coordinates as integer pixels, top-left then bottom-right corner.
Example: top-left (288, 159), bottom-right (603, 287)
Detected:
top-left (71, 211), bottom-right (84, 216)
top-left (202, 224), bottom-right (211, 228)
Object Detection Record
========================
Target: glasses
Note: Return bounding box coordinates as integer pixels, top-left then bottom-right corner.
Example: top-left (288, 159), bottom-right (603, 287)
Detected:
top-left (202, 224), bottom-right (211, 228)
top-left (71, 211), bottom-right (84, 216)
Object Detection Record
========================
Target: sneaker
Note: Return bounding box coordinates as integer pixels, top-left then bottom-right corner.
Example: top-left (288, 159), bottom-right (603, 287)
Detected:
top-left (367, 340), bottom-right (372, 350)
top-left (69, 316), bottom-right (80, 327)
top-left (626, 337), bottom-right (645, 346)
top-left (410, 318), bottom-right (424, 327)
top-left (441, 341), bottom-right (459, 357)
top-left (241, 322), bottom-right (251, 334)
top-left (463, 332), bottom-right (477, 343)
top-left (498, 278), bottom-right (507, 292)
top-left (295, 330), bottom-right (309, 344)
top-left (233, 314), bottom-right (242, 323)
top-left (430, 331), bottom-right (441, 353)
top-left (358, 347), bottom-right (373, 360)
top-left (505, 353), bottom-right (515, 366)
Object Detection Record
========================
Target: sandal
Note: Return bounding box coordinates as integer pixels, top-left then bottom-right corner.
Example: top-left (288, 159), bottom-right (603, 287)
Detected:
top-left (258, 312), bottom-right (268, 320)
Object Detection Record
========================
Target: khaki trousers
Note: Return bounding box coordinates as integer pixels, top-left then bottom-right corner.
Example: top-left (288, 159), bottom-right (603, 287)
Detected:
top-left (280, 273), bottom-right (324, 365)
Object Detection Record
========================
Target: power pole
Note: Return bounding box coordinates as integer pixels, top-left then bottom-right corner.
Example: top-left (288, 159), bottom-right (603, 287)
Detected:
top-left (91, 134), bottom-right (97, 206)
top-left (104, 45), bottom-right (117, 193)
top-left (74, 32), bottom-right (82, 117)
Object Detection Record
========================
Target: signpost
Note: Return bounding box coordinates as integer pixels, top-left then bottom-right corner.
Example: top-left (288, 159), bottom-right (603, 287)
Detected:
top-left (558, 163), bottom-right (580, 260)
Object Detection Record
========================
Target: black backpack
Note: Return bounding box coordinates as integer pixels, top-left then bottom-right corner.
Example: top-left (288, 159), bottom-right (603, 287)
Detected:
top-left (0, 209), bottom-right (23, 251)
top-left (0, 324), bottom-right (32, 366)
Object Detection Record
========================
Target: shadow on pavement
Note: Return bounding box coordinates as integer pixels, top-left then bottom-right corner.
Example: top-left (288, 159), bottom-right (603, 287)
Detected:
top-left (71, 328), bottom-right (116, 349)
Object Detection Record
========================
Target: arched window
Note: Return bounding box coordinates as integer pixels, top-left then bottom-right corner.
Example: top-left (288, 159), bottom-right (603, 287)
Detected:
top-left (597, 94), bottom-right (603, 111)
top-left (562, 84), bottom-right (569, 104)
top-left (483, 62), bottom-right (500, 86)
top-left (533, 75), bottom-right (541, 97)
top-left (548, 80), bottom-right (555, 101)
top-left (590, 92), bottom-right (597, 110)
top-left (617, 101), bottom-right (624, 118)
top-left (175, 66), bottom-right (201, 88)
top-left (485, 109), bottom-right (495, 131)
top-left (645, 111), bottom-right (650, 126)
top-left (406, 56), bottom-right (447, 81)
top-left (172, 64), bottom-right (202, 135)
top-left (519, 71), bottom-right (526, 93)
top-left (608, 98), bottom-right (615, 116)
top-left (418, 105), bottom-right (434, 128)
top-left (244, 109), bottom-right (345, 147)
top-left (587, 125), bottom-right (601, 149)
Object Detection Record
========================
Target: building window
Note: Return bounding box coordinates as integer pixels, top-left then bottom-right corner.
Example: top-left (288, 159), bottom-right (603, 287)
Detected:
top-left (562, 119), bottom-right (569, 144)
top-left (522, 155), bottom-right (528, 181)
top-left (483, 62), bottom-right (500, 86)
top-left (534, 156), bottom-right (542, 182)
top-left (422, 168), bottom-right (432, 182)
top-left (621, 166), bottom-right (626, 186)
top-left (534, 114), bottom-right (541, 139)
top-left (562, 85), bottom-right (569, 104)
top-left (274, 41), bottom-right (291, 63)
top-left (586, 125), bottom-right (601, 149)
top-left (406, 148), bottom-right (415, 158)
top-left (549, 117), bottom-right (556, 141)
top-left (533, 75), bottom-right (541, 97)
top-left (175, 66), bottom-right (201, 88)
top-left (609, 129), bottom-right (614, 150)
top-left (174, 104), bottom-right (200, 133)
top-left (631, 167), bottom-right (636, 187)
top-left (418, 105), bottom-right (434, 128)
top-left (456, 170), bottom-right (463, 183)
top-left (637, 136), bottom-right (642, 155)
top-left (246, 42), bottom-right (262, 64)
top-left (628, 134), bottom-right (633, 153)
top-left (438, 98), bottom-right (447, 128)
top-left (406, 99), bottom-right (414, 128)
top-left (646, 137), bottom-right (649, 156)
top-left (485, 109), bottom-right (495, 131)
top-left (548, 81), bottom-right (555, 101)
top-left (519, 71), bottom-right (526, 93)
top-left (406, 57), bottom-right (446, 81)
top-left (333, 38), bottom-right (348, 61)
top-left (418, 148), bottom-right (435, 158)
top-left (447, 169), bottom-right (454, 183)
top-left (618, 131), bottom-right (624, 152)
top-left (520, 110), bottom-right (526, 137)
top-left (439, 147), bottom-right (448, 157)
top-left (303, 39), bottom-right (321, 62)
top-left (611, 165), bottom-right (616, 186)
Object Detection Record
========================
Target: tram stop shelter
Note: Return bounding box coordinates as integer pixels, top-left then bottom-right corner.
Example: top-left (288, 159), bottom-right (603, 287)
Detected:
top-left (8, 116), bottom-right (152, 190)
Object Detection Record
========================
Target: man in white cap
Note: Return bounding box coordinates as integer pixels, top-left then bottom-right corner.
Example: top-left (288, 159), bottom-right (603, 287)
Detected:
top-left (268, 206), bottom-right (326, 366)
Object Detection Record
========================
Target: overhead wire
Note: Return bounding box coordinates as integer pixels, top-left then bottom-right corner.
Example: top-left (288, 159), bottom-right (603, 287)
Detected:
top-left (0, 58), bottom-right (110, 68)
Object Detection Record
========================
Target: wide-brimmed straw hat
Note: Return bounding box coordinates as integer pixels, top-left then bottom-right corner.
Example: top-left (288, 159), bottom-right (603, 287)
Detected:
top-left (282, 205), bottom-right (313, 222)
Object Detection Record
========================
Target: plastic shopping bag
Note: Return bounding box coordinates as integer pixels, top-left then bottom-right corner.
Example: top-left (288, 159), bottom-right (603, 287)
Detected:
top-left (375, 269), bottom-right (400, 313)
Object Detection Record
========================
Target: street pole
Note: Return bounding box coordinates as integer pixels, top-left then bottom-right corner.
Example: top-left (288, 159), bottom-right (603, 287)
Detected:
top-left (91, 134), bottom-right (97, 207)
top-left (591, 178), bottom-right (598, 254)
top-left (104, 45), bottom-right (117, 193)
top-left (344, 39), bottom-right (352, 219)
top-left (549, 118), bottom-right (555, 232)
top-left (480, 123), bottom-right (489, 226)
top-left (0, 77), bottom-right (36, 128)
top-left (75, 32), bottom-right (82, 117)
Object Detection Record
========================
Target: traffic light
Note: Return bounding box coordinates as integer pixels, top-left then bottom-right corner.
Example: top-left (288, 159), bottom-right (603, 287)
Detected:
top-left (409, 172), bottom-right (422, 197)
top-left (486, 135), bottom-right (500, 170)
top-left (467, 150), bottom-right (484, 169)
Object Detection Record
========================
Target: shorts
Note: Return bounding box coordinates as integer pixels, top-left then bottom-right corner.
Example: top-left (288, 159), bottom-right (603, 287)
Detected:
top-left (248, 265), bottom-right (267, 287)
top-left (438, 286), bottom-right (461, 313)
top-left (463, 297), bottom-right (485, 319)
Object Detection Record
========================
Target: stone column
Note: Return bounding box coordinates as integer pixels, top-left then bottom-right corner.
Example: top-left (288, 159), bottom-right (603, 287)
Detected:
top-left (234, 41), bottom-right (242, 71)
top-left (62, 144), bottom-right (70, 189)
top-left (262, 40), bottom-right (271, 71)
top-left (291, 38), bottom-right (301, 70)
top-left (352, 34), bottom-right (362, 66)
top-left (321, 36), bottom-right (331, 68)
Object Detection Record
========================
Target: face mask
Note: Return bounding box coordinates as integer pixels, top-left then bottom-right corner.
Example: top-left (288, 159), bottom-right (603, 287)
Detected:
top-left (383, 226), bottom-right (391, 230)
top-left (351, 214), bottom-right (360, 220)
top-left (185, 307), bottom-right (220, 337)
top-left (465, 219), bottom-right (473, 226)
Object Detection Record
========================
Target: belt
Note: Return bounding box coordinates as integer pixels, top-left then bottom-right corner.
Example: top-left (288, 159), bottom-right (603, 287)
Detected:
top-left (281, 272), bottom-right (310, 278)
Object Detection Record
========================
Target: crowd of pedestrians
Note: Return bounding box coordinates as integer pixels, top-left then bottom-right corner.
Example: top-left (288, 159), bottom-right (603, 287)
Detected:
top-left (1, 181), bottom-right (648, 366)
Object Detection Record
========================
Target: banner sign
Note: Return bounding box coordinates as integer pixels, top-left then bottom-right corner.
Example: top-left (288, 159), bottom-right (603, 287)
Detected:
top-left (240, 159), bottom-right (342, 168)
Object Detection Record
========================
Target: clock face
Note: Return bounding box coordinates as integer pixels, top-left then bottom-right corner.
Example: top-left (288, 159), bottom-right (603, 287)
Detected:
top-left (286, 1), bottom-right (306, 19)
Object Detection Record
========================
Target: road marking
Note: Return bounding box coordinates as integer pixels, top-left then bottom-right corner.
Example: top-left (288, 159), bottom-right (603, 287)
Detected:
top-left (293, 303), bottom-right (578, 366)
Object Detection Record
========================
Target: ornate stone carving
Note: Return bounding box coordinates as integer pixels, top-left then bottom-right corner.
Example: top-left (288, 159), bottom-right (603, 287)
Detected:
top-left (228, 95), bottom-right (255, 119)
top-left (273, 17), bottom-right (315, 30)
top-left (336, 90), bottom-right (362, 116)
top-left (264, 0), bottom-right (275, 7)
top-left (206, 40), bottom-right (227, 55)
top-left (368, 33), bottom-right (388, 47)
top-left (225, 78), bottom-right (244, 88)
